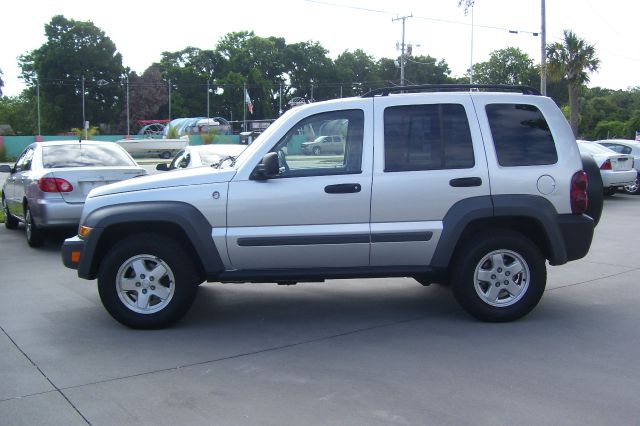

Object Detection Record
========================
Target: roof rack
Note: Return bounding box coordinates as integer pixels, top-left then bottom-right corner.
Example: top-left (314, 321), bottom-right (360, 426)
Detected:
top-left (361, 84), bottom-right (541, 97)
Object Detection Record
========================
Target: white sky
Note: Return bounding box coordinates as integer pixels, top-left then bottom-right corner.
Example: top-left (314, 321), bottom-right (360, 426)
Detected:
top-left (1, 0), bottom-right (638, 97)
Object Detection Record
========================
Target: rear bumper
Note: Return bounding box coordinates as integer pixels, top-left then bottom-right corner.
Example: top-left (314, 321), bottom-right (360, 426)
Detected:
top-left (32, 198), bottom-right (83, 227)
top-left (556, 214), bottom-right (594, 263)
top-left (602, 170), bottom-right (637, 188)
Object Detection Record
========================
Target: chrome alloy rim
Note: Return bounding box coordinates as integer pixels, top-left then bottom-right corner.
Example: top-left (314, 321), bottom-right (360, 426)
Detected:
top-left (624, 178), bottom-right (639, 193)
top-left (473, 250), bottom-right (530, 307)
top-left (116, 254), bottom-right (176, 314)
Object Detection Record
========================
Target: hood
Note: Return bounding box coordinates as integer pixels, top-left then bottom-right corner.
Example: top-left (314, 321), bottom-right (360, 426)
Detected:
top-left (88, 166), bottom-right (236, 198)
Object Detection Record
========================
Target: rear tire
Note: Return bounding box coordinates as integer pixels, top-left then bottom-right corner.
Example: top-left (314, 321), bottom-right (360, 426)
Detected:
top-left (160, 151), bottom-right (172, 159)
top-left (451, 230), bottom-right (546, 322)
top-left (98, 234), bottom-right (198, 329)
top-left (312, 146), bottom-right (321, 155)
top-left (25, 205), bottom-right (45, 247)
top-left (2, 196), bottom-right (18, 230)
top-left (623, 175), bottom-right (640, 195)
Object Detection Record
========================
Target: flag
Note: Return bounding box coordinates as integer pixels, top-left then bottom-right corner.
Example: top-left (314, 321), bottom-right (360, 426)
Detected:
top-left (245, 89), bottom-right (253, 115)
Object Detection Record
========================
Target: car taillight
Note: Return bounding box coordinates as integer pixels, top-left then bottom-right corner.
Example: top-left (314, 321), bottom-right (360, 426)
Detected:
top-left (600, 159), bottom-right (612, 170)
top-left (38, 178), bottom-right (73, 193)
top-left (570, 170), bottom-right (588, 214)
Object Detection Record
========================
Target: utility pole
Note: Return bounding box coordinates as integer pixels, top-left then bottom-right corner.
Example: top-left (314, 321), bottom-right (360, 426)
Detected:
top-left (469, 5), bottom-right (474, 84)
top-left (168, 79), bottom-right (172, 121)
top-left (393, 14), bottom-right (413, 86)
top-left (81, 75), bottom-right (87, 140)
top-left (540, 0), bottom-right (547, 95)
top-left (206, 80), bottom-right (210, 119)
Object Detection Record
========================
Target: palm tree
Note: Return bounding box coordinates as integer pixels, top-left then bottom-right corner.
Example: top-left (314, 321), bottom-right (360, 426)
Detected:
top-left (546, 30), bottom-right (600, 136)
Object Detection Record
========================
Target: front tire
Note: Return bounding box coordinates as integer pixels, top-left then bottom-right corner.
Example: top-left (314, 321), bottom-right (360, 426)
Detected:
top-left (25, 205), bottom-right (45, 247)
top-left (98, 234), bottom-right (198, 329)
top-left (451, 230), bottom-right (546, 322)
top-left (312, 146), bottom-right (321, 155)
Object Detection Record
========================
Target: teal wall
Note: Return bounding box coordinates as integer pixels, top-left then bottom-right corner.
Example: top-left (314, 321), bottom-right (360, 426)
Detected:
top-left (0, 134), bottom-right (243, 160)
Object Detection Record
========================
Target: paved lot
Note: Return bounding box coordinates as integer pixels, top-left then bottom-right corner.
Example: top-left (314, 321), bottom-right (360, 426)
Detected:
top-left (1, 194), bottom-right (640, 425)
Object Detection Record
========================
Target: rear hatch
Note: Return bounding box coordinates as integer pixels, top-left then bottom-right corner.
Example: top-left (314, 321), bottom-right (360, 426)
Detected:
top-left (49, 167), bottom-right (146, 203)
top-left (610, 154), bottom-right (634, 171)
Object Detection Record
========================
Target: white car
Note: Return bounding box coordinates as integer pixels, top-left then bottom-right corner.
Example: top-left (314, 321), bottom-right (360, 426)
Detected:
top-left (596, 139), bottom-right (640, 194)
top-left (577, 140), bottom-right (636, 195)
top-left (1, 140), bottom-right (146, 246)
top-left (156, 144), bottom-right (246, 171)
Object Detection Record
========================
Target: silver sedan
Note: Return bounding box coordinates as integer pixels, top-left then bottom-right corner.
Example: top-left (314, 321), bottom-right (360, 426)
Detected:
top-left (1, 140), bottom-right (146, 247)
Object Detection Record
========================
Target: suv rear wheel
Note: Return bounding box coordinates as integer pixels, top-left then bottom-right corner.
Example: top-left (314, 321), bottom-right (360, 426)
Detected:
top-left (98, 234), bottom-right (198, 329)
top-left (451, 230), bottom-right (546, 322)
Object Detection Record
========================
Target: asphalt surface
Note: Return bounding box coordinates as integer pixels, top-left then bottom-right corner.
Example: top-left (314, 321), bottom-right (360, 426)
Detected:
top-left (1, 184), bottom-right (640, 424)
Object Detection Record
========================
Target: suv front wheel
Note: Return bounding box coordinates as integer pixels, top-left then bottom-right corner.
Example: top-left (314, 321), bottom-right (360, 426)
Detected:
top-left (98, 234), bottom-right (198, 329)
top-left (451, 230), bottom-right (546, 322)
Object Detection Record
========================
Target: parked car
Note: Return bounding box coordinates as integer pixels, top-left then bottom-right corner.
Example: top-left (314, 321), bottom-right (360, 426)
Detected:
top-left (576, 140), bottom-right (636, 195)
top-left (63, 85), bottom-right (599, 329)
top-left (301, 135), bottom-right (345, 155)
top-left (1, 140), bottom-right (146, 247)
top-left (596, 139), bottom-right (640, 194)
top-left (155, 144), bottom-right (246, 171)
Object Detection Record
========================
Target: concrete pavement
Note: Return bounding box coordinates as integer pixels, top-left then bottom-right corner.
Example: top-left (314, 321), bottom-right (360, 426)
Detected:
top-left (1, 195), bottom-right (640, 425)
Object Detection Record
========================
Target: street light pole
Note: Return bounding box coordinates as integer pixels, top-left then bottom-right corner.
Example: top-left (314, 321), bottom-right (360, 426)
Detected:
top-left (81, 75), bottom-right (87, 140)
top-left (36, 79), bottom-right (41, 136)
top-left (206, 80), bottom-right (210, 119)
top-left (168, 79), bottom-right (172, 121)
top-left (540, 0), bottom-right (547, 95)
top-left (126, 75), bottom-right (130, 137)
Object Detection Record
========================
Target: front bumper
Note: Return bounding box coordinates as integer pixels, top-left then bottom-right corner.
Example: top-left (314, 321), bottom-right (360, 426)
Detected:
top-left (61, 235), bottom-right (85, 270)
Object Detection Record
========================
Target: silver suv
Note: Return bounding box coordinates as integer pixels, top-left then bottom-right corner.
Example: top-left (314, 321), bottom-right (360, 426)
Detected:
top-left (62, 85), bottom-right (597, 329)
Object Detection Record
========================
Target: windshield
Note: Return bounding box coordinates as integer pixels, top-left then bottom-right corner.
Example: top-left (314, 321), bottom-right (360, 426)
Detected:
top-left (42, 144), bottom-right (136, 168)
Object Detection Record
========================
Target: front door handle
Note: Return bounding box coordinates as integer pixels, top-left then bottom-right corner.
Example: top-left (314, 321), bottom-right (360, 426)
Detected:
top-left (325, 183), bottom-right (362, 194)
top-left (449, 177), bottom-right (482, 187)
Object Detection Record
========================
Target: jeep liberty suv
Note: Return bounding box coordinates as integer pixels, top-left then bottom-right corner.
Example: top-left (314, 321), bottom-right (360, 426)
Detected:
top-left (62, 85), bottom-right (597, 329)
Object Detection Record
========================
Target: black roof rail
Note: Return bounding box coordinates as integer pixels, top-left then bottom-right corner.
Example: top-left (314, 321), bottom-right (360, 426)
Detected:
top-left (361, 84), bottom-right (541, 97)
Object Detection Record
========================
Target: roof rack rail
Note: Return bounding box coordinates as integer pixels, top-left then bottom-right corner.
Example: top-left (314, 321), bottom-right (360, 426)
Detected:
top-left (361, 84), bottom-right (541, 97)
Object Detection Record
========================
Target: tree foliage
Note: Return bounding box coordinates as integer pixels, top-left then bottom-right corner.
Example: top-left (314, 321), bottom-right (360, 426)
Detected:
top-left (546, 30), bottom-right (600, 136)
top-left (471, 47), bottom-right (538, 87)
top-left (18, 15), bottom-right (125, 133)
top-left (0, 68), bottom-right (4, 97)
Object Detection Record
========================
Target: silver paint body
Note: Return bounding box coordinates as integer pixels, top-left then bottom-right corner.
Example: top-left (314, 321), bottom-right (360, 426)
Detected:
top-left (82, 93), bottom-right (582, 272)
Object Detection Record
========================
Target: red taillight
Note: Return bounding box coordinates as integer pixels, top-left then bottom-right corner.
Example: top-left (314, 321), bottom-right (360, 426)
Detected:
top-left (570, 170), bottom-right (588, 214)
top-left (600, 159), bottom-right (612, 170)
top-left (38, 178), bottom-right (73, 193)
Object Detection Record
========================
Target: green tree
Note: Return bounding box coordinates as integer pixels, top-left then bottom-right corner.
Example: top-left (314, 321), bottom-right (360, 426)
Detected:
top-left (546, 30), bottom-right (600, 136)
top-left (0, 93), bottom-right (36, 134)
top-left (471, 47), bottom-right (539, 87)
top-left (18, 15), bottom-right (125, 133)
top-left (124, 66), bottom-right (168, 131)
top-left (334, 49), bottom-right (379, 96)
top-left (0, 68), bottom-right (4, 96)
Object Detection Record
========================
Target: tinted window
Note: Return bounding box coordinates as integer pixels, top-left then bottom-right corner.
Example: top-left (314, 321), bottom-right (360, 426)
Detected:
top-left (42, 144), bottom-right (136, 168)
top-left (486, 104), bottom-right (558, 167)
top-left (384, 104), bottom-right (474, 172)
top-left (602, 144), bottom-right (631, 155)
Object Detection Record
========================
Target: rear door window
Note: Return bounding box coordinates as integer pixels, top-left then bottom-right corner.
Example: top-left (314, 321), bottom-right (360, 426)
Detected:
top-left (486, 104), bottom-right (558, 167)
top-left (383, 103), bottom-right (475, 172)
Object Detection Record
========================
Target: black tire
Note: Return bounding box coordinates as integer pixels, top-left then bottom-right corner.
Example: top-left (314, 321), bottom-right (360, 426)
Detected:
top-left (623, 175), bottom-right (640, 195)
top-left (97, 234), bottom-right (198, 329)
top-left (451, 230), bottom-right (546, 322)
top-left (2, 196), bottom-right (18, 230)
top-left (25, 205), bottom-right (45, 247)
top-left (312, 146), bottom-right (321, 155)
top-left (603, 187), bottom-right (617, 196)
top-left (581, 153), bottom-right (603, 226)
top-left (160, 151), bottom-right (172, 159)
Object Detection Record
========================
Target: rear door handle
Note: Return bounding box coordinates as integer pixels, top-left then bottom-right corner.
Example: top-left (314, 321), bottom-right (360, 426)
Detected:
top-left (449, 177), bottom-right (482, 187)
top-left (325, 183), bottom-right (362, 194)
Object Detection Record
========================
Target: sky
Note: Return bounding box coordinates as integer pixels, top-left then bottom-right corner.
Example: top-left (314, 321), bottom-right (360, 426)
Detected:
top-left (1, 0), bottom-right (638, 97)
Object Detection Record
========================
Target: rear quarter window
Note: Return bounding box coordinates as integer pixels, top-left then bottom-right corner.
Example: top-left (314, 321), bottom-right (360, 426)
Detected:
top-left (486, 104), bottom-right (558, 167)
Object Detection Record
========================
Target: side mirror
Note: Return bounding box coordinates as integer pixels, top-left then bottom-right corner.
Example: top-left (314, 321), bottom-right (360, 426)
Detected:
top-left (252, 152), bottom-right (280, 180)
top-left (156, 163), bottom-right (170, 171)
top-left (0, 165), bottom-right (12, 173)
